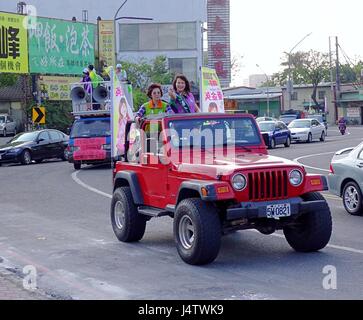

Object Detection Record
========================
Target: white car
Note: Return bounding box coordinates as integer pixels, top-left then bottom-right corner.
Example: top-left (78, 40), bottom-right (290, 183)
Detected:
top-left (288, 119), bottom-right (326, 143)
top-left (0, 114), bottom-right (17, 137)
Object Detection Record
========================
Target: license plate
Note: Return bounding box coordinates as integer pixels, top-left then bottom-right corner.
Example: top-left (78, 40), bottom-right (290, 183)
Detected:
top-left (266, 203), bottom-right (291, 219)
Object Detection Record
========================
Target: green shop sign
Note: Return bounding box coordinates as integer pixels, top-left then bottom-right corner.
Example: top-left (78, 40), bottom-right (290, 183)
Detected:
top-left (28, 17), bottom-right (95, 75)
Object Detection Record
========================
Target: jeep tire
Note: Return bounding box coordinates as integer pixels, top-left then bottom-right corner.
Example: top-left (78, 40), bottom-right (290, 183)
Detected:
top-left (111, 187), bottom-right (146, 242)
top-left (174, 198), bottom-right (221, 265)
top-left (283, 192), bottom-right (332, 252)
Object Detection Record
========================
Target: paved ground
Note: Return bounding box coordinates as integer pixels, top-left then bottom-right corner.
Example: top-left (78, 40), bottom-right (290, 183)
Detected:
top-left (0, 127), bottom-right (363, 300)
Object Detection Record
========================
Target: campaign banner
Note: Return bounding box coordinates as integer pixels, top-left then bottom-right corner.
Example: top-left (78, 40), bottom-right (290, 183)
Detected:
top-left (28, 17), bottom-right (95, 75)
top-left (38, 75), bottom-right (80, 100)
top-left (110, 68), bottom-right (134, 159)
top-left (201, 67), bottom-right (225, 113)
top-left (98, 20), bottom-right (115, 69)
top-left (0, 11), bottom-right (29, 73)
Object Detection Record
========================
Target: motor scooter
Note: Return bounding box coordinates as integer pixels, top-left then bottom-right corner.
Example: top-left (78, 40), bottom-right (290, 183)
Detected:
top-left (338, 123), bottom-right (346, 135)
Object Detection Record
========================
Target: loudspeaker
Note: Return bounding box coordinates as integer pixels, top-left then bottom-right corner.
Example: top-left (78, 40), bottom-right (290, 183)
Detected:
top-left (93, 85), bottom-right (109, 103)
top-left (70, 86), bottom-right (86, 103)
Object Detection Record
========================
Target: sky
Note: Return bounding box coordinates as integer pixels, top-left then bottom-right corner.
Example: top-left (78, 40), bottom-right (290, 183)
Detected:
top-left (230, 0), bottom-right (363, 85)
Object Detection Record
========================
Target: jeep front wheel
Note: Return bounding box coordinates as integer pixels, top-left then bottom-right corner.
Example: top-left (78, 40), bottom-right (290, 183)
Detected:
top-left (283, 192), bottom-right (332, 252)
top-left (174, 198), bottom-right (221, 265)
top-left (111, 187), bottom-right (146, 242)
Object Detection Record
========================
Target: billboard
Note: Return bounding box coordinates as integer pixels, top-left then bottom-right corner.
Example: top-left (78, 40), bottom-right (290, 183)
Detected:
top-left (38, 75), bottom-right (80, 100)
top-left (0, 11), bottom-right (29, 74)
top-left (28, 17), bottom-right (95, 75)
top-left (98, 20), bottom-right (115, 69)
top-left (207, 0), bottom-right (231, 87)
top-left (201, 67), bottom-right (224, 113)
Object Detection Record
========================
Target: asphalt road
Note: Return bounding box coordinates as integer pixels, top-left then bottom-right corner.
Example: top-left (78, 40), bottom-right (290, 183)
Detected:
top-left (0, 126), bottom-right (362, 300)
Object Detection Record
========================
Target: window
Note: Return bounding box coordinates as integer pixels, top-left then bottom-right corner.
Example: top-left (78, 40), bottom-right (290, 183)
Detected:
top-left (291, 92), bottom-right (298, 101)
top-left (169, 58), bottom-right (197, 83)
top-left (119, 22), bottom-right (197, 51)
top-left (49, 130), bottom-right (60, 141)
top-left (139, 24), bottom-right (158, 50)
top-left (318, 91), bottom-right (326, 100)
top-left (120, 24), bottom-right (139, 51)
top-left (177, 23), bottom-right (196, 49)
top-left (159, 23), bottom-right (177, 50)
top-left (38, 132), bottom-right (50, 142)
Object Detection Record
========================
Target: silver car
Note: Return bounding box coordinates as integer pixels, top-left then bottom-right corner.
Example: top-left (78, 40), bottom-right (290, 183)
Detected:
top-left (328, 143), bottom-right (363, 216)
top-left (0, 114), bottom-right (17, 137)
top-left (288, 119), bottom-right (326, 143)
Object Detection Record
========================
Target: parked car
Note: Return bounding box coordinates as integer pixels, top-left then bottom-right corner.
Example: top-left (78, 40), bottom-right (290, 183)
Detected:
top-left (279, 114), bottom-right (299, 125)
top-left (307, 114), bottom-right (328, 133)
top-left (258, 121), bottom-right (291, 149)
top-left (0, 114), bottom-right (17, 137)
top-left (328, 143), bottom-right (363, 216)
top-left (288, 119), bottom-right (326, 143)
top-left (256, 116), bottom-right (278, 123)
top-left (0, 129), bottom-right (69, 165)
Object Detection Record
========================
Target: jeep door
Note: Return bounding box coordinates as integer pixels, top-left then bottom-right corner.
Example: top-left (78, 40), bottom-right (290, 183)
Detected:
top-left (139, 121), bottom-right (168, 208)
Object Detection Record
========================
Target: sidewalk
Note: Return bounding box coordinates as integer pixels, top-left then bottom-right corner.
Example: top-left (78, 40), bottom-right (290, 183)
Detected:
top-left (0, 274), bottom-right (50, 300)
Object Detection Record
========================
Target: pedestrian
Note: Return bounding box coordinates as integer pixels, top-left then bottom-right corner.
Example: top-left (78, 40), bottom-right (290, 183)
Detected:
top-left (80, 68), bottom-right (92, 110)
top-left (87, 64), bottom-right (103, 110)
top-left (135, 83), bottom-right (172, 124)
top-left (115, 63), bottom-right (128, 83)
top-left (168, 74), bottom-right (200, 113)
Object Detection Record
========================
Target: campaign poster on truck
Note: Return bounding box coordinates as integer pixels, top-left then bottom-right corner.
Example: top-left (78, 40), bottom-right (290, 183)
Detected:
top-left (111, 70), bottom-right (134, 159)
top-left (201, 67), bottom-right (225, 113)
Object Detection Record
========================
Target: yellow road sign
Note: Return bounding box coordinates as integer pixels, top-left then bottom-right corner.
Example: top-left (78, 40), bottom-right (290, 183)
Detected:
top-left (32, 107), bottom-right (45, 124)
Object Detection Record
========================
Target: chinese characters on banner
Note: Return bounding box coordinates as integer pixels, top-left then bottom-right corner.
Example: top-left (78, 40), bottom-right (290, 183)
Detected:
top-left (28, 17), bottom-right (95, 75)
top-left (38, 75), bottom-right (81, 100)
top-left (98, 20), bottom-right (115, 69)
top-left (207, 0), bottom-right (231, 87)
top-left (201, 67), bottom-right (225, 113)
top-left (0, 12), bottom-right (29, 73)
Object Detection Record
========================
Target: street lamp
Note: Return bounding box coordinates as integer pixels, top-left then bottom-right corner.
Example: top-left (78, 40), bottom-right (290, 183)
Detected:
top-left (256, 64), bottom-right (270, 117)
top-left (113, 0), bottom-right (153, 65)
top-left (287, 32), bottom-right (312, 109)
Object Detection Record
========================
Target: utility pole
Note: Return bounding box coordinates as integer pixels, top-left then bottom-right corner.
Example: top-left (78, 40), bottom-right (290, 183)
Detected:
top-left (335, 36), bottom-right (341, 122)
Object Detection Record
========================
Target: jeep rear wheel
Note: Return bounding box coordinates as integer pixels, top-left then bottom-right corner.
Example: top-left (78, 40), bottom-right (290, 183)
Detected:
top-left (111, 187), bottom-right (146, 242)
top-left (283, 192), bottom-right (332, 252)
top-left (174, 198), bottom-right (221, 265)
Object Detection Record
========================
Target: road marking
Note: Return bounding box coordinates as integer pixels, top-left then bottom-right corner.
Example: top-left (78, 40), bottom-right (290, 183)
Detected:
top-left (249, 230), bottom-right (363, 255)
top-left (71, 171), bottom-right (112, 199)
top-left (294, 152), bottom-right (334, 172)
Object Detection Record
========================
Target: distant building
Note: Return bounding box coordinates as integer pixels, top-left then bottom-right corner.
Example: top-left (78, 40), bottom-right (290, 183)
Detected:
top-left (248, 74), bottom-right (270, 88)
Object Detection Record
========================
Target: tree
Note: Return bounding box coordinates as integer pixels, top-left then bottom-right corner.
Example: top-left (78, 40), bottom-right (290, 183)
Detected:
top-left (272, 50), bottom-right (330, 107)
top-left (0, 73), bottom-right (19, 87)
top-left (121, 55), bottom-right (173, 109)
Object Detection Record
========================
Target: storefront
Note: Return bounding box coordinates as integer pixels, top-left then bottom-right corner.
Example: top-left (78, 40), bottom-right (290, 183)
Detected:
top-left (338, 91), bottom-right (363, 125)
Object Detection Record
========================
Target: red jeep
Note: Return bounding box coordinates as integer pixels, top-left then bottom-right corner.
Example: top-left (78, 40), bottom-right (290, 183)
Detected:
top-left (111, 113), bottom-right (332, 265)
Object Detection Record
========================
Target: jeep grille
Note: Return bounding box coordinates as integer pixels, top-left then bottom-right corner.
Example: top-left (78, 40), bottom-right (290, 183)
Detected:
top-left (248, 170), bottom-right (288, 200)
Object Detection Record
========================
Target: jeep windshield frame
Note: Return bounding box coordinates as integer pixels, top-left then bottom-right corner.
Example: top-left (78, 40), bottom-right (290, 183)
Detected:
top-left (165, 116), bottom-right (262, 150)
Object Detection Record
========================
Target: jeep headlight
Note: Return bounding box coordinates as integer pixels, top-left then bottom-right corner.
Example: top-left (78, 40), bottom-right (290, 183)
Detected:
top-left (289, 169), bottom-right (303, 186)
top-left (231, 174), bottom-right (247, 191)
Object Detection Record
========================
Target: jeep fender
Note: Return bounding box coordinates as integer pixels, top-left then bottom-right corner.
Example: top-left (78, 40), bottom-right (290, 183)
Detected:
top-left (176, 180), bottom-right (234, 204)
top-left (113, 171), bottom-right (144, 205)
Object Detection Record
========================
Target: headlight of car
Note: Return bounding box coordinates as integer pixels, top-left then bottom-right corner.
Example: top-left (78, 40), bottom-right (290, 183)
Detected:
top-left (8, 148), bottom-right (22, 153)
top-left (69, 146), bottom-right (80, 152)
top-left (289, 169), bottom-right (303, 186)
top-left (231, 174), bottom-right (247, 191)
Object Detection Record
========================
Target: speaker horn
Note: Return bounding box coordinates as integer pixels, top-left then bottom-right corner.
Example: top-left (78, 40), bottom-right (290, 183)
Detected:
top-left (93, 85), bottom-right (109, 103)
top-left (70, 86), bottom-right (86, 103)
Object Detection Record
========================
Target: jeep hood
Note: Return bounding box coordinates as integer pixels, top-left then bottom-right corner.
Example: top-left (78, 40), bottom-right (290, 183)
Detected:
top-left (174, 153), bottom-right (300, 178)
